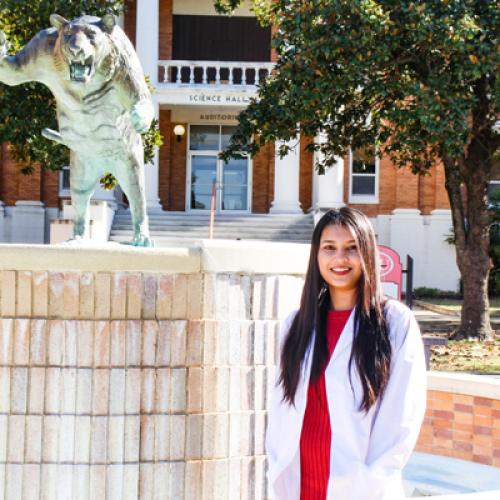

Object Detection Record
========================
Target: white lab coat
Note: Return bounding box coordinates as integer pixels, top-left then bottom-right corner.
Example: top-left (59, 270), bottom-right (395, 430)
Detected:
top-left (266, 299), bottom-right (427, 500)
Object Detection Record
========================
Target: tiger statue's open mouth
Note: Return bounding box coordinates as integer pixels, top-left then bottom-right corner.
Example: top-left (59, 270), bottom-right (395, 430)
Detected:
top-left (69, 56), bottom-right (94, 82)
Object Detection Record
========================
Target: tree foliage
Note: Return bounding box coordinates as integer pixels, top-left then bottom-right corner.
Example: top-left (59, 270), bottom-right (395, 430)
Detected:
top-left (220, 0), bottom-right (498, 173)
top-left (0, 0), bottom-right (162, 184)
top-left (218, 0), bottom-right (499, 339)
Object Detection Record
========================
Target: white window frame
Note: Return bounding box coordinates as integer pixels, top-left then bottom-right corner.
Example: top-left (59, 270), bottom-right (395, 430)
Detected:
top-left (185, 123), bottom-right (252, 213)
top-left (348, 147), bottom-right (379, 204)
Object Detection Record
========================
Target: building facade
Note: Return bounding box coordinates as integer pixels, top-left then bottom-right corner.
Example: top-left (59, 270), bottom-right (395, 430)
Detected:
top-left (0, 0), bottom-right (461, 290)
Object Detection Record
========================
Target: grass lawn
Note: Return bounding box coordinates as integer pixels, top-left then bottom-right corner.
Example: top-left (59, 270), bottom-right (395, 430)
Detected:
top-left (430, 339), bottom-right (500, 374)
top-left (423, 297), bottom-right (500, 317)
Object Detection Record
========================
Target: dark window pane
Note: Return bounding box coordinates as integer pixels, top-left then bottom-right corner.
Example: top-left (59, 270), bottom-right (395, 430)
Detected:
top-left (173, 15), bottom-right (271, 62)
top-left (352, 176), bottom-right (376, 195)
top-left (62, 168), bottom-right (70, 190)
top-left (190, 125), bottom-right (219, 150)
top-left (352, 147), bottom-right (376, 173)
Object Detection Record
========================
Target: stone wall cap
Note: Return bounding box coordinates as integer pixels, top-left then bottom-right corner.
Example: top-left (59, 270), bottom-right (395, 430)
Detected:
top-left (427, 371), bottom-right (500, 399)
top-left (0, 243), bottom-right (201, 272)
top-left (0, 239), bottom-right (312, 274)
top-left (199, 238), bottom-right (310, 274)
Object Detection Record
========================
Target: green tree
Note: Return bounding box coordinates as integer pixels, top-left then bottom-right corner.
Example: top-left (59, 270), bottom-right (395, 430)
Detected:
top-left (216, 0), bottom-right (499, 340)
top-left (0, 0), bottom-right (161, 187)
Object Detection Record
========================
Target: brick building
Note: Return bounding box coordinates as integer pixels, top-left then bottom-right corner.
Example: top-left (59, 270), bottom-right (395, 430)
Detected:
top-left (0, 0), bottom-right (461, 290)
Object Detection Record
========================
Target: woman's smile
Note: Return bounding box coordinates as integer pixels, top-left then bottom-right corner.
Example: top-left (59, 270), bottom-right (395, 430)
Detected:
top-left (330, 266), bottom-right (351, 276)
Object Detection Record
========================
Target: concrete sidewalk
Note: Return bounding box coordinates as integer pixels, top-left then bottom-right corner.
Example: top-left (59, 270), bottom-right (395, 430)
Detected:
top-left (412, 307), bottom-right (500, 334)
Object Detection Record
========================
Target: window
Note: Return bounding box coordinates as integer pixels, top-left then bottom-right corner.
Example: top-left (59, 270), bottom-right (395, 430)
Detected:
top-left (349, 146), bottom-right (379, 203)
top-left (488, 180), bottom-right (500, 208)
top-left (59, 166), bottom-right (71, 197)
top-left (173, 15), bottom-right (271, 63)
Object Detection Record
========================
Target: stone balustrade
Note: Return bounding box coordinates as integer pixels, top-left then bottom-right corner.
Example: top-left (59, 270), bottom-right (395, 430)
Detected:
top-left (158, 60), bottom-right (275, 86)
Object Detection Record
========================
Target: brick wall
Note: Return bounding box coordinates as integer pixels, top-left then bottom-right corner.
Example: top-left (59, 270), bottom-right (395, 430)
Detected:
top-left (123, 0), bottom-right (137, 47)
top-left (158, 109), bottom-right (172, 210)
top-left (159, 0), bottom-right (173, 60)
top-left (41, 169), bottom-right (60, 208)
top-left (0, 144), bottom-right (36, 205)
top-left (0, 144), bottom-right (60, 208)
top-left (158, 111), bottom-right (187, 211)
top-left (416, 389), bottom-right (500, 467)
top-left (345, 154), bottom-right (450, 216)
top-left (0, 265), bottom-right (304, 499)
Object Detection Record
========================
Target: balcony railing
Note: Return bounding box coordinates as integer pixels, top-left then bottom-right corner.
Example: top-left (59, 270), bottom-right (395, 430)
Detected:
top-left (158, 60), bottom-right (275, 86)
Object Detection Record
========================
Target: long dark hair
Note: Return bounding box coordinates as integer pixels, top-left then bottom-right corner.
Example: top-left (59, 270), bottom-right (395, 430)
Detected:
top-left (279, 207), bottom-right (392, 413)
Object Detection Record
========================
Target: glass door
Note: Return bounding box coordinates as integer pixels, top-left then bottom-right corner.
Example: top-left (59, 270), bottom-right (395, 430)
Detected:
top-left (190, 155), bottom-right (217, 210)
top-left (187, 125), bottom-right (251, 212)
top-left (221, 156), bottom-right (248, 211)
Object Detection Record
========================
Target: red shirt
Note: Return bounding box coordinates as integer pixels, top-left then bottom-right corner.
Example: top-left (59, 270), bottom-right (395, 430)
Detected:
top-left (299, 309), bottom-right (352, 500)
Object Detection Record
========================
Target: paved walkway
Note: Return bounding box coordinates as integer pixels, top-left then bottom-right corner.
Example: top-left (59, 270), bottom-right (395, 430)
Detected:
top-left (412, 306), bottom-right (500, 333)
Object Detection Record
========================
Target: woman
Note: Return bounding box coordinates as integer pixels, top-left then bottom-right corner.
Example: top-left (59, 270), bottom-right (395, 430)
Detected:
top-left (266, 208), bottom-right (427, 500)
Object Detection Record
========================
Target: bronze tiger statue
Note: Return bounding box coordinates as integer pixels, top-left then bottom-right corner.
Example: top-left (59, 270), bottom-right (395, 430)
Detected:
top-left (0, 14), bottom-right (154, 246)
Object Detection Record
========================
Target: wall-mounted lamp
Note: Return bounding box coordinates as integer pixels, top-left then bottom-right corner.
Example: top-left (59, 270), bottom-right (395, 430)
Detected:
top-left (173, 124), bottom-right (186, 143)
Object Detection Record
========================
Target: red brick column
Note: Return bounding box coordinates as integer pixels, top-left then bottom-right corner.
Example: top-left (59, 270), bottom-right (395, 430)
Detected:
top-left (252, 142), bottom-right (275, 213)
top-left (158, 109), bottom-right (171, 210)
top-left (159, 0), bottom-right (173, 60)
top-left (123, 0), bottom-right (137, 47)
top-left (299, 137), bottom-right (313, 213)
top-left (169, 123), bottom-right (187, 211)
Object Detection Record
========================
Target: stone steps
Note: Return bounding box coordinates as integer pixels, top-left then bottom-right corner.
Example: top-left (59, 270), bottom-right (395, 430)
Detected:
top-left (110, 210), bottom-right (315, 245)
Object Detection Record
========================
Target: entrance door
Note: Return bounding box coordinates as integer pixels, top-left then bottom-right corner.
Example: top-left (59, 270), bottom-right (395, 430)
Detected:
top-left (187, 125), bottom-right (251, 212)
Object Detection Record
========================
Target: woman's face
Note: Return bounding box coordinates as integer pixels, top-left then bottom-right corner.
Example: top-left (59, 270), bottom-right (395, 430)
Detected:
top-left (317, 224), bottom-right (363, 295)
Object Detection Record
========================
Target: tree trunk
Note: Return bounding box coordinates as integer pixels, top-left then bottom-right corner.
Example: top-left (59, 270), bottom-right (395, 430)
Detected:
top-left (459, 255), bottom-right (492, 340)
top-left (443, 149), bottom-right (494, 340)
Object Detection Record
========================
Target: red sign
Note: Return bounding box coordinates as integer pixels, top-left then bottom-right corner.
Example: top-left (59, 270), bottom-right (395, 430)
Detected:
top-left (378, 245), bottom-right (403, 300)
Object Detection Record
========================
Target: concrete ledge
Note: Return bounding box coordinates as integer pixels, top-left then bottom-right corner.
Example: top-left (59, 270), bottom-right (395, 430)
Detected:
top-left (0, 243), bottom-right (201, 273)
top-left (427, 371), bottom-right (500, 399)
top-left (0, 239), bottom-right (311, 274)
top-left (199, 239), bottom-right (310, 274)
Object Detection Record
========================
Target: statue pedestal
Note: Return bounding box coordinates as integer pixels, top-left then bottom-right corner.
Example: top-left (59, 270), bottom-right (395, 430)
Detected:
top-left (50, 200), bottom-right (115, 244)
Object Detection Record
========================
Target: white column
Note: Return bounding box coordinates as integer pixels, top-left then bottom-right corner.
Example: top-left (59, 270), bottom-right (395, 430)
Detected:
top-left (136, 2), bottom-right (161, 210)
top-left (145, 98), bottom-right (162, 210)
top-left (269, 137), bottom-right (302, 214)
top-left (312, 132), bottom-right (345, 212)
top-left (136, 0), bottom-right (159, 86)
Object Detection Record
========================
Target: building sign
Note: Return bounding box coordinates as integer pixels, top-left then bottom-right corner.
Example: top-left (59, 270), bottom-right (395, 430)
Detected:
top-left (199, 113), bottom-right (239, 122)
top-left (188, 93), bottom-right (251, 104)
top-left (159, 86), bottom-right (257, 108)
top-left (171, 108), bottom-right (241, 124)
top-left (378, 245), bottom-right (403, 300)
